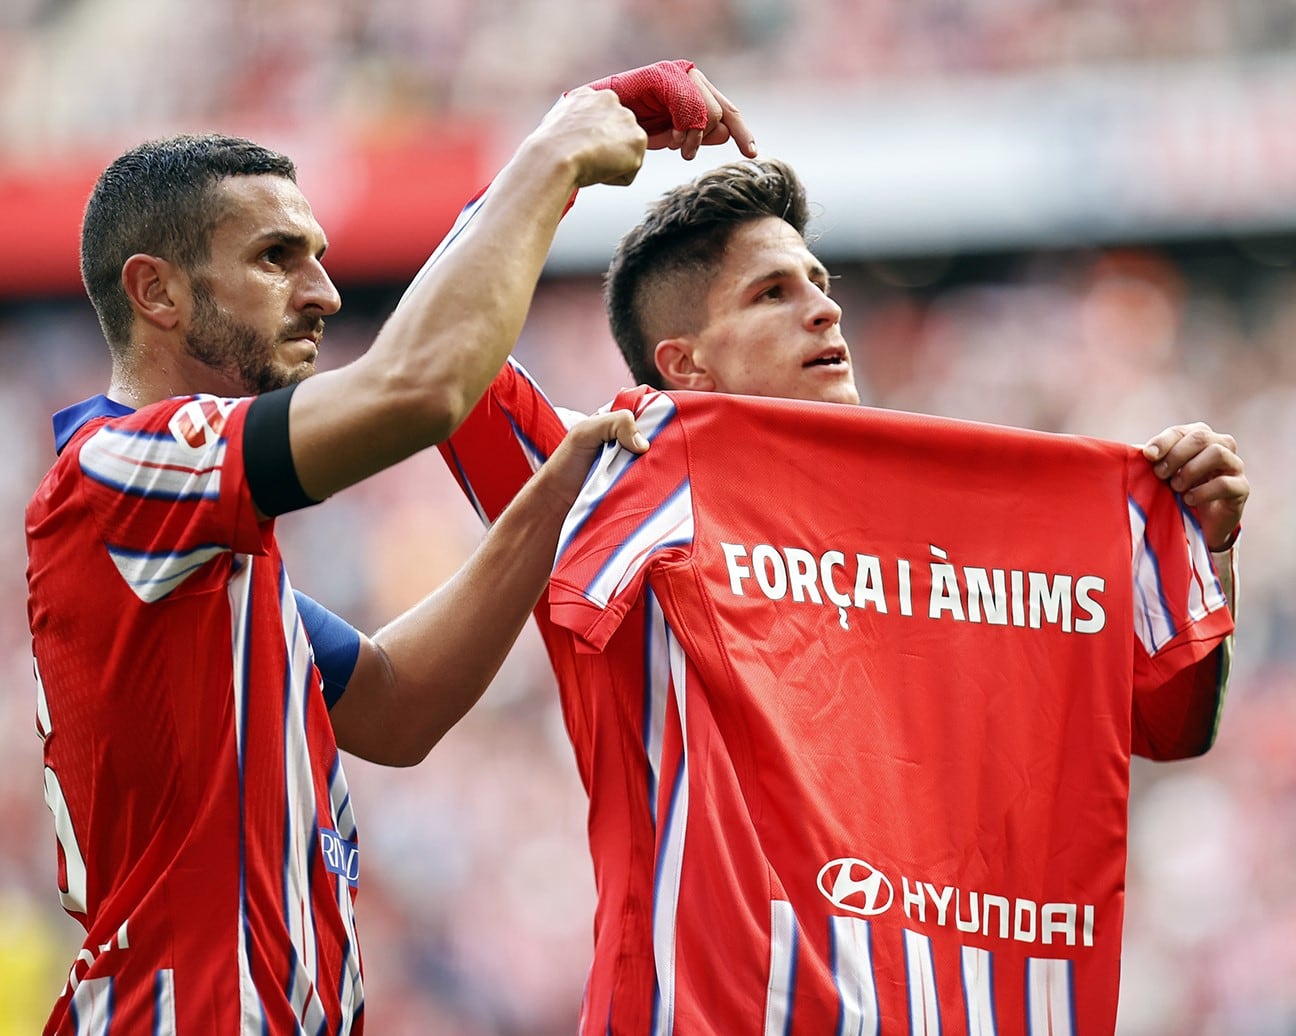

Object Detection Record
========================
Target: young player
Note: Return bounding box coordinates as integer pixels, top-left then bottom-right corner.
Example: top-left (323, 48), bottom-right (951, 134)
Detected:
top-left (420, 124), bottom-right (1247, 1030)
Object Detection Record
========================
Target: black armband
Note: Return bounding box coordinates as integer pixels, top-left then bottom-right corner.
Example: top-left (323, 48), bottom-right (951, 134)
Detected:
top-left (244, 384), bottom-right (317, 516)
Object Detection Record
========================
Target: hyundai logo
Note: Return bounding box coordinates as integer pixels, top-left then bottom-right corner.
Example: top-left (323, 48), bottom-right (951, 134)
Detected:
top-left (817, 858), bottom-right (894, 916)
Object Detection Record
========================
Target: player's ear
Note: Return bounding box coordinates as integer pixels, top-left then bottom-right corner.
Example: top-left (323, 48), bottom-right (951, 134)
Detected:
top-left (654, 337), bottom-right (716, 392)
top-left (121, 253), bottom-right (184, 332)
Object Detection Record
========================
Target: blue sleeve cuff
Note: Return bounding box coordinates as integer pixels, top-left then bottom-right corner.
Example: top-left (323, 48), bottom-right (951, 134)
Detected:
top-left (294, 590), bottom-right (361, 709)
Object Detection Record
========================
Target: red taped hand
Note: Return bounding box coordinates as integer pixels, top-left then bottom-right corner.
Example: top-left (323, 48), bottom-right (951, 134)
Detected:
top-left (580, 59), bottom-right (704, 135)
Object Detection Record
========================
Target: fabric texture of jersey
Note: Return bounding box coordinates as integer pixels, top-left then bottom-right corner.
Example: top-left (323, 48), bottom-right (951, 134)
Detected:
top-left (548, 387), bottom-right (1232, 1035)
top-left (440, 369), bottom-right (1232, 1036)
top-left (26, 393), bottom-right (364, 1035)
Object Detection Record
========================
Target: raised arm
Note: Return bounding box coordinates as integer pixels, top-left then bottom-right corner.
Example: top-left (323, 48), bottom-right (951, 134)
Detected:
top-left (284, 88), bottom-right (647, 503)
top-left (421, 62), bottom-right (756, 525)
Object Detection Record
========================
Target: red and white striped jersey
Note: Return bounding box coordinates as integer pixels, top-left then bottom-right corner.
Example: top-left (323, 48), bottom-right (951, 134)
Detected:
top-left (26, 394), bottom-right (364, 1035)
top-left (547, 386), bottom-right (1232, 1035)
top-left (441, 372), bottom-right (1232, 1036)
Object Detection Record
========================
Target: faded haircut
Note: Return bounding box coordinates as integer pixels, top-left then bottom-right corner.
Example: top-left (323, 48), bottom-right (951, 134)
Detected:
top-left (80, 133), bottom-right (297, 354)
top-left (604, 158), bottom-right (810, 388)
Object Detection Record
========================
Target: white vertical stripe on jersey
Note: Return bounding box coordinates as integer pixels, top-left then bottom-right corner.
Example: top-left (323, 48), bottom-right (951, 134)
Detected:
top-left (326, 751), bottom-right (365, 1033)
top-left (80, 424), bottom-right (225, 500)
top-left (829, 916), bottom-right (880, 1036)
top-left (903, 929), bottom-right (942, 1035)
top-left (279, 572), bottom-right (326, 1031)
top-left (68, 975), bottom-right (112, 1035)
top-left (652, 632), bottom-right (691, 1036)
top-left (1026, 957), bottom-right (1074, 1036)
top-left (960, 946), bottom-right (997, 1036)
top-left (1178, 501), bottom-right (1227, 620)
top-left (763, 900), bottom-right (797, 1036)
top-left (43, 765), bottom-right (88, 914)
top-left (329, 756), bottom-right (358, 842)
top-left (642, 590), bottom-right (671, 827)
top-left (107, 544), bottom-right (227, 602)
top-left (228, 557), bottom-right (267, 1034)
top-left (154, 969), bottom-right (177, 1036)
top-left (1128, 498), bottom-right (1173, 653)
top-left (326, 751), bottom-right (365, 1032)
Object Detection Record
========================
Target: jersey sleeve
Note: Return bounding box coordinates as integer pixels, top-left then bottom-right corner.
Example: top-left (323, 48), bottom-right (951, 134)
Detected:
top-left (397, 182), bottom-right (580, 526)
top-left (1127, 458), bottom-right (1235, 757)
top-left (548, 388), bottom-right (693, 651)
top-left (73, 395), bottom-right (271, 602)
top-left (438, 358), bottom-right (575, 525)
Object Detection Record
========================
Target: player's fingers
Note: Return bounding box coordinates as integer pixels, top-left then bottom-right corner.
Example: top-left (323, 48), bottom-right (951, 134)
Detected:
top-left (1160, 438), bottom-right (1244, 492)
top-left (699, 123), bottom-right (734, 148)
top-left (1141, 424), bottom-right (1188, 464)
top-left (690, 68), bottom-right (757, 157)
top-left (602, 409), bottom-right (651, 453)
top-left (680, 127), bottom-right (704, 161)
top-left (567, 410), bottom-right (649, 454)
top-left (1146, 423), bottom-right (1238, 477)
top-left (1181, 473), bottom-right (1249, 510)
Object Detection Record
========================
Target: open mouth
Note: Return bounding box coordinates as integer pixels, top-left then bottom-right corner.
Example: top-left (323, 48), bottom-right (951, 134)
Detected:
top-left (804, 351), bottom-right (847, 368)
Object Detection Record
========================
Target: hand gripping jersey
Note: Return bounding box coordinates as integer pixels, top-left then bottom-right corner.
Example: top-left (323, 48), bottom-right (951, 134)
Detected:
top-left (26, 395), bottom-right (364, 1035)
top-left (441, 372), bottom-right (1232, 1036)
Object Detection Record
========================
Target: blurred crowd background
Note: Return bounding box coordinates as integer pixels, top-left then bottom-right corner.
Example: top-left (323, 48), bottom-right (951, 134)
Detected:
top-left (2, 1), bottom-right (1294, 1033)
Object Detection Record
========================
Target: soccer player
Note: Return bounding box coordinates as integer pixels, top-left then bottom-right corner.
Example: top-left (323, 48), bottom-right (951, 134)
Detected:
top-left (426, 146), bottom-right (1249, 1030)
top-left (24, 64), bottom-right (753, 1034)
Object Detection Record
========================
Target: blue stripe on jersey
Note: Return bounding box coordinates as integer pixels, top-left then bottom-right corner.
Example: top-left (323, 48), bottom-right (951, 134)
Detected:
top-left (153, 970), bottom-right (176, 1036)
top-left (641, 595), bottom-right (662, 827)
top-left (1128, 496), bottom-right (1176, 651)
top-left (329, 754), bottom-right (357, 843)
top-left (440, 438), bottom-right (490, 526)
top-left (69, 975), bottom-right (115, 1034)
top-left (499, 358), bottom-right (564, 471)
top-left (1175, 495), bottom-right (1226, 608)
top-left (280, 571), bottom-right (328, 1032)
top-left (831, 917), bottom-right (880, 1036)
top-left (500, 400), bottom-right (551, 472)
top-left (293, 591), bottom-right (361, 709)
top-left (229, 557), bottom-right (269, 1032)
top-left (961, 946), bottom-right (998, 1036)
top-left (652, 760), bottom-right (688, 1036)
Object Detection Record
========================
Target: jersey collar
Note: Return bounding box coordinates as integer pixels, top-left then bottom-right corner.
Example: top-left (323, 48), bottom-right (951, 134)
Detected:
top-left (52, 395), bottom-right (136, 455)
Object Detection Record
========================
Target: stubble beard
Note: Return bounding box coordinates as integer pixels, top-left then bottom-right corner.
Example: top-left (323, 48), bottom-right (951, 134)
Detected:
top-left (186, 278), bottom-right (316, 395)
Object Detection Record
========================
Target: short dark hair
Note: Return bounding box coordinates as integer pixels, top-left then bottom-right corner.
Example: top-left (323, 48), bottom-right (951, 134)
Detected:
top-left (604, 158), bottom-right (810, 388)
top-left (80, 133), bottom-right (297, 353)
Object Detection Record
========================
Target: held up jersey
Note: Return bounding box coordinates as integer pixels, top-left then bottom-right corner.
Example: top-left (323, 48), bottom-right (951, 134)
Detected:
top-left (26, 394), bottom-right (364, 1034)
top-left (440, 368), bottom-right (1233, 1036)
top-left (547, 387), bottom-right (1232, 1035)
